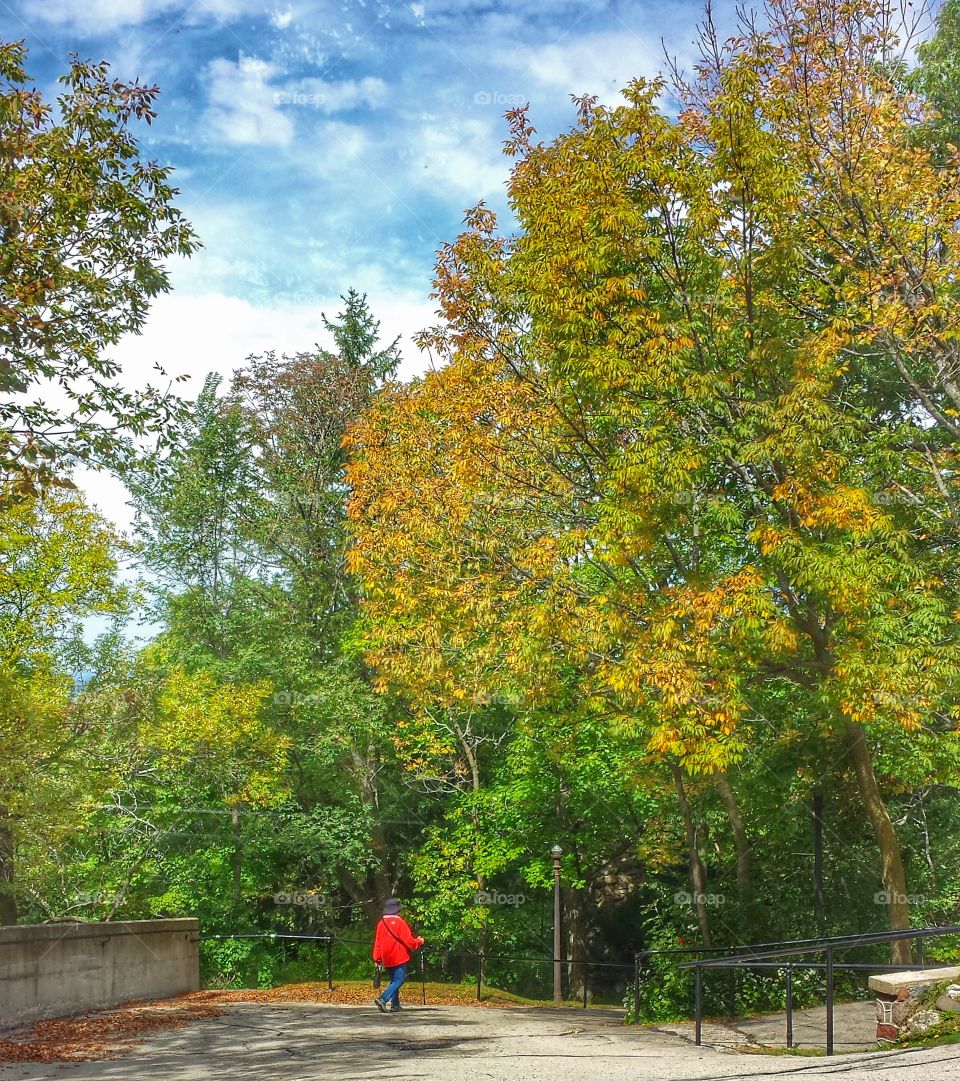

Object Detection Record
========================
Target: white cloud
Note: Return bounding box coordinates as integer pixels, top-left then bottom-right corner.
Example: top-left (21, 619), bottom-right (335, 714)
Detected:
top-left (277, 76), bottom-right (389, 113)
top-left (31, 0), bottom-right (263, 32)
top-left (316, 119), bottom-right (369, 164)
top-left (202, 59), bottom-right (388, 149)
top-left (111, 289), bottom-right (435, 392)
top-left (504, 32), bottom-right (665, 104)
top-left (204, 56), bottom-right (294, 147)
top-left (32, 0), bottom-right (179, 31)
top-left (413, 119), bottom-right (509, 198)
top-left (272, 6), bottom-right (294, 29)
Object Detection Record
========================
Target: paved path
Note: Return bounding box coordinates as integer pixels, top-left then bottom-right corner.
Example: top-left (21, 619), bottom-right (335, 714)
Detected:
top-left (1, 1003), bottom-right (958, 1081)
top-left (654, 1001), bottom-right (879, 1053)
top-left (731, 1001), bottom-right (878, 1052)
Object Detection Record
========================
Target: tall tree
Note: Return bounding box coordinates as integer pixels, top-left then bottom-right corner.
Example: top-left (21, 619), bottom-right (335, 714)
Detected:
top-left (125, 295), bottom-right (411, 929)
top-left (232, 290), bottom-right (400, 652)
top-left (0, 494), bottom-right (127, 922)
top-left (348, 0), bottom-right (960, 961)
top-left (0, 41), bottom-right (198, 499)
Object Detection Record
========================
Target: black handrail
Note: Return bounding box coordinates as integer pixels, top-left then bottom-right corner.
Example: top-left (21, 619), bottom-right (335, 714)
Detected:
top-left (684, 924), bottom-right (960, 967)
top-left (677, 924), bottom-right (960, 1055)
top-left (199, 931), bottom-right (642, 1005)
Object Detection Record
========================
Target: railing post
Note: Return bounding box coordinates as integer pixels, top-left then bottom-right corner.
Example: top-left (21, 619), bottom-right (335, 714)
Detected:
top-left (785, 964), bottom-right (793, 1048)
top-left (695, 964), bottom-right (703, 1046)
top-left (826, 948), bottom-right (834, 1056)
top-left (728, 966), bottom-right (736, 1021)
top-left (582, 963), bottom-right (589, 1009)
top-left (476, 953), bottom-right (483, 1002)
top-left (634, 953), bottom-right (642, 1025)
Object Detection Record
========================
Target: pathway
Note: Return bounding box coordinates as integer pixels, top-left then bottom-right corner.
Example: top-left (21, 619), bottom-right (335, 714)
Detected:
top-left (1, 1000), bottom-right (956, 1080)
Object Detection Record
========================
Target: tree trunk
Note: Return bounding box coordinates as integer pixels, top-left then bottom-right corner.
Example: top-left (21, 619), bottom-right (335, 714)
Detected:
top-left (230, 804), bottom-right (243, 916)
top-left (0, 809), bottom-right (15, 925)
top-left (335, 868), bottom-right (382, 927)
top-left (351, 749), bottom-right (393, 917)
top-left (715, 773), bottom-right (751, 906)
top-left (845, 721), bottom-right (912, 964)
top-left (813, 791), bottom-right (825, 927)
top-left (671, 762), bottom-right (712, 948)
top-left (564, 885), bottom-right (590, 1002)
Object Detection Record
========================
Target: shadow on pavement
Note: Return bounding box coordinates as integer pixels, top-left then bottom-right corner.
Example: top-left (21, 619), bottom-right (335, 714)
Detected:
top-left (2, 1005), bottom-right (489, 1081)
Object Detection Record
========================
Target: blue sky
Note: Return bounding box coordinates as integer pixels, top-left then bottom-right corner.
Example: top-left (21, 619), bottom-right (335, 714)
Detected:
top-left (3, 0), bottom-right (734, 526)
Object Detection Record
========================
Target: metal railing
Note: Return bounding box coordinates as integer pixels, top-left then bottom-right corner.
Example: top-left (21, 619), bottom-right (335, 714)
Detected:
top-left (199, 925), bottom-right (960, 1042)
top-left (631, 945), bottom-right (733, 1023)
top-left (200, 931), bottom-right (640, 1007)
top-left (678, 925), bottom-right (960, 1055)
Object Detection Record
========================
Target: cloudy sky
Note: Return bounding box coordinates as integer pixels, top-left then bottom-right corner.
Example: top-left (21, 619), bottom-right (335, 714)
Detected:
top-left (3, 0), bottom-right (735, 527)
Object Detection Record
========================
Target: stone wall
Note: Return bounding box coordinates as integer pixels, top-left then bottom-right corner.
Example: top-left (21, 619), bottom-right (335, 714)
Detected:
top-left (868, 966), bottom-right (960, 1042)
top-left (0, 919), bottom-right (200, 1028)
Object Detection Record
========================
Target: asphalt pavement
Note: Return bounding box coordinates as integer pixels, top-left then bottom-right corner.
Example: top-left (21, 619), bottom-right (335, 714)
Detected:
top-left (1, 1001), bottom-right (958, 1081)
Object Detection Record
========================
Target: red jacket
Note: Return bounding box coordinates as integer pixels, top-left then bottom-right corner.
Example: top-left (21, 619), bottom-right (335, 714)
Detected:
top-left (372, 915), bottom-right (423, 967)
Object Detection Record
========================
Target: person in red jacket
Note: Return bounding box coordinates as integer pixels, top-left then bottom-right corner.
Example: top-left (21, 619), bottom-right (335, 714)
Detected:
top-left (372, 897), bottom-right (424, 1013)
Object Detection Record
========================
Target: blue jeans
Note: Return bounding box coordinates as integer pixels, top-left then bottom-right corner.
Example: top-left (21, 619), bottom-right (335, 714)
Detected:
top-left (380, 963), bottom-right (407, 1008)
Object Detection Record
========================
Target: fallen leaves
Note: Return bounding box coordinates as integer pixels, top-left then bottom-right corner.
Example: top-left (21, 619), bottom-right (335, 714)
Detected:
top-left (0, 999), bottom-right (222, 1063)
top-left (0, 980), bottom-right (566, 1064)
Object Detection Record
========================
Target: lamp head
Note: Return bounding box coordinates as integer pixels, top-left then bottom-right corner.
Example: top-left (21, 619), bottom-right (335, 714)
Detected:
top-left (550, 844), bottom-right (563, 860)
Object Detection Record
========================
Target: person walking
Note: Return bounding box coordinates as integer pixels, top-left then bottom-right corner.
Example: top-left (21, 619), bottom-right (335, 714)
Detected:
top-left (372, 897), bottom-right (424, 1013)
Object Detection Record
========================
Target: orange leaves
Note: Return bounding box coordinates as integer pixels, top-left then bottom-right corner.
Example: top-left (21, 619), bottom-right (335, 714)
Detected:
top-left (769, 479), bottom-right (886, 536)
top-left (345, 343), bottom-right (572, 712)
top-left (345, 0), bottom-right (960, 787)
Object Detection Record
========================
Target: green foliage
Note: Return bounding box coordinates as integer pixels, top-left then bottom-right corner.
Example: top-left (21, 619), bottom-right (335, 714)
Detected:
top-left (5, 4), bottom-right (960, 1035)
top-left (910, 0), bottom-right (960, 160)
top-left (0, 40), bottom-right (198, 496)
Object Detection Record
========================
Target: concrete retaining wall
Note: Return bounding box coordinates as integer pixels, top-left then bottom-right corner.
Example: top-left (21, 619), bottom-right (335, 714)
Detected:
top-left (0, 919), bottom-right (199, 1028)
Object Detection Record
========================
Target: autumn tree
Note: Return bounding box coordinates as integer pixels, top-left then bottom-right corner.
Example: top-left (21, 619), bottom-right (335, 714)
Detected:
top-left (348, 0), bottom-right (960, 961)
top-left (0, 40), bottom-right (197, 500)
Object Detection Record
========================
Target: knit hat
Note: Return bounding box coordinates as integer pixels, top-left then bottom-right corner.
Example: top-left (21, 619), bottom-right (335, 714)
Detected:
top-left (383, 897), bottom-right (401, 915)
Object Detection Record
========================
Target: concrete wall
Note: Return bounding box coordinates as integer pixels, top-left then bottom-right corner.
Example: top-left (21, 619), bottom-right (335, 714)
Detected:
top-left (0, 919), bottom-right (199, 1028)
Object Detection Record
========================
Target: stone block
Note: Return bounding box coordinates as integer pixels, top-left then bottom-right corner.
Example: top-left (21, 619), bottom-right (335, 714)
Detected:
top-left (868, 967), bottom-right (960, 1042)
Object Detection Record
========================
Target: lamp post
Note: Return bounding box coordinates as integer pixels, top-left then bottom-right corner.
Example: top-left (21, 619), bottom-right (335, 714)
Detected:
top-left (551, 843), bottom-right (563, 1003)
